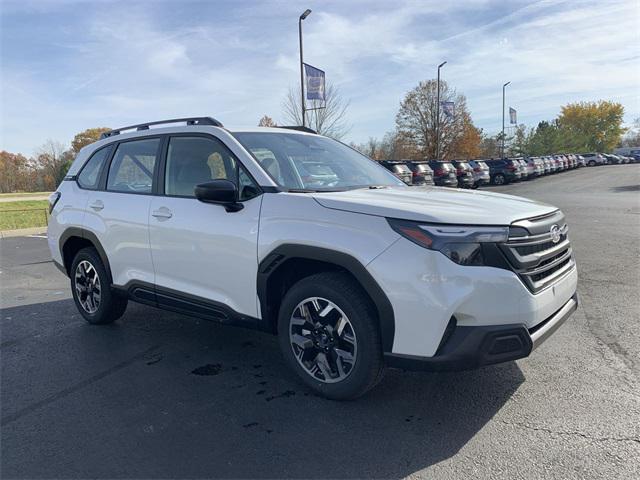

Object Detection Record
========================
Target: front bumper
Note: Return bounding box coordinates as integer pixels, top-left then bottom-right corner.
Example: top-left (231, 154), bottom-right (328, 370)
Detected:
top-left (385, 292), bottom-right (578, 371)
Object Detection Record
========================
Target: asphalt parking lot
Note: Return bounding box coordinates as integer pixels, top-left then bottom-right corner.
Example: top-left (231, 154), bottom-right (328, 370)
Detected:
top-left (1, 165), bottom-right (639, 479)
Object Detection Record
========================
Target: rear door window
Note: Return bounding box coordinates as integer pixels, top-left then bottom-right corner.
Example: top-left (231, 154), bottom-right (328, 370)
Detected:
top-left (107, 138), bottom-right (160, 194)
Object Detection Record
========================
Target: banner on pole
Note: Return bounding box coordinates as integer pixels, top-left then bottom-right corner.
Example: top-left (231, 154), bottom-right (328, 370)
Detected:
top-left (441, 101), bottom-right (455, 119)
top-left (509, 107), bottom-right (517, 124)
top-left (304, 63), bottom-right (326, 101)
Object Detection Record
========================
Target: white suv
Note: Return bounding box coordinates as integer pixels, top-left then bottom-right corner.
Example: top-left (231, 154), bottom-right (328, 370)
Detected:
top-left (48, 117), bottom-right (579, 399)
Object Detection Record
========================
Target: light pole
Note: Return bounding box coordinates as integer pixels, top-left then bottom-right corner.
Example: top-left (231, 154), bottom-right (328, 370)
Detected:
top-left (501, 81), bottom-right (511, 158)
top-left (435, 61), bottom-right (446, 160)
top-left (299, 9), bottom-right (312, 127)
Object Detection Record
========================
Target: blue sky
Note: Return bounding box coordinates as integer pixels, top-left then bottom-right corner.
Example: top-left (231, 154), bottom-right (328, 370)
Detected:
top-left (1, 0), bottom-right (638, 155)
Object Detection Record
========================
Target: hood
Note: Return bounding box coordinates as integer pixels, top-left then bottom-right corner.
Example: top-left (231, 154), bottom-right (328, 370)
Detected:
top-left (312, 186), bottom-right (557, 225)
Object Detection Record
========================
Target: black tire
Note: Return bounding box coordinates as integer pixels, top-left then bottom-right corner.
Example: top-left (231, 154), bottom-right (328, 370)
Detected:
top-left (277, 272), bottom-right (384, 400)
top-left (70, 247), bottom-right (127, 325)
top-left (493, 173), bottom-right (506, 185)
top-left (588, 160), bottom-right (596, 167)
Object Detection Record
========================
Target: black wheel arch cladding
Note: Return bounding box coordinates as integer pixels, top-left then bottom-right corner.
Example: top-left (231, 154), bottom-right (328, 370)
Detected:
top-left (258, 244), bottom-right (395, 352)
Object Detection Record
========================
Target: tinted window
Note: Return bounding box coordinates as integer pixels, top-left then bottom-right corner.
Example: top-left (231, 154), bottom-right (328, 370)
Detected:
top-left (107, 139), bottom-right (159, 193)
top-left (165, 136), bottom-right (258, 200)
top-left (78, 146), bottom-right (110, 189)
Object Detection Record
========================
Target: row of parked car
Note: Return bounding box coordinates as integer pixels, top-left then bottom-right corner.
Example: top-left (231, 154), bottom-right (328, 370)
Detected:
top-left (380, 152), bottom-right (639, 187)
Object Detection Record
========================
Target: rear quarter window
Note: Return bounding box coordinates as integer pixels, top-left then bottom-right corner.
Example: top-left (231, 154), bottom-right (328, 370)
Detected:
top-left (77, 146), bottom-right (111, 190)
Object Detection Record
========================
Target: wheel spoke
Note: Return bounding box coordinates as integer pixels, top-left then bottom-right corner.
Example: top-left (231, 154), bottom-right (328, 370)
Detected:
top-left (291, 315), bottom-right (307, 326)
top-left (291, 334), bottom-right (313, 350)
top-left (315, 352), bottom-right (333, 380)
top-left (319, 304), bottom-right (334, 317)
top-left (334, 348), bottom-right (354, 364)
top-left (310, 298), bottom-right (321, 313)
top-left (342, 332), bottom-right (356, 345)
top-left (335, 316), bottom-right (346, 336)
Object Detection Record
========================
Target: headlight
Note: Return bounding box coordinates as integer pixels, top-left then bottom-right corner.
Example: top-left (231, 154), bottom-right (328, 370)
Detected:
top-left (387, 219), bottom-right (509, 266)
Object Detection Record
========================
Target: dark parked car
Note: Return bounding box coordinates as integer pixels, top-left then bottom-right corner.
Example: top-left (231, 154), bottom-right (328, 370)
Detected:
top-left (602, 153), bottom-right (620, 165)
top-left (380, 160), bottom-right (413, 184)
top-left (485, 158), bottom-right (522, 185)
top-left (404, 160), bottom-right (435, 186)
top-left (427, 160), bottom-right (458, 187)
top-left (451, 160), bottom-right (475, 188)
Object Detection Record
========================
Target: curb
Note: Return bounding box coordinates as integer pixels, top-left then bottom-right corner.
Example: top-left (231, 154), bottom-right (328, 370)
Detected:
top-left (0, 227), bottom-right (48, 239)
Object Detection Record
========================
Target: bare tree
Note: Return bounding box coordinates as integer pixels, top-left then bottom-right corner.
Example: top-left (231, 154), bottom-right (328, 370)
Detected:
top-left (396, 79), bottom-right (480, 160)
top-left (282, 82), bottom-right (351, 140)
top-left (35, 140), bottom-right (72, 189)
top-left (258, 115), bottom-right (277, 127)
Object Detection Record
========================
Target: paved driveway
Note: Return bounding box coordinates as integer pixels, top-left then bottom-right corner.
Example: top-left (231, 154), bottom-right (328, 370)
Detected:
top-left (1, 165), bottom-right (639, 478)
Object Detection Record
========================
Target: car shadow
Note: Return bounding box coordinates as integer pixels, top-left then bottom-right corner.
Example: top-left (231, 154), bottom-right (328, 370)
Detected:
top-left (2, 299), bottom-right (525, 479)
top-left (610, 184), bottom-right (640, 193)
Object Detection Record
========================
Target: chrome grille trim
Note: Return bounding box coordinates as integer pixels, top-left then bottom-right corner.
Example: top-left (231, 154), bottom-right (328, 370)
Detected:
top-left (500, 212), bottom-right (576, 293)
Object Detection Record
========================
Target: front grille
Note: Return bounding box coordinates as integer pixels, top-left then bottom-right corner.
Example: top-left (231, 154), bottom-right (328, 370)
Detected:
top-left (499, 211), bottom-right (575, 293)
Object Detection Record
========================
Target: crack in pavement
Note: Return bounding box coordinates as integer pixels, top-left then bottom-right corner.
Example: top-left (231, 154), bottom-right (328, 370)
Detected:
top-left (501, 420), bottom-right (640, 445)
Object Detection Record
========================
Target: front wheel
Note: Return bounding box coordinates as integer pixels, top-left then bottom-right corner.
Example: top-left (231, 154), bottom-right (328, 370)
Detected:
top-left (71, 247), bottom-right (127, 325)
top-left (493, 173), bottom-right (506, 185)
top-left (278, 272), bottom-right (384, 400)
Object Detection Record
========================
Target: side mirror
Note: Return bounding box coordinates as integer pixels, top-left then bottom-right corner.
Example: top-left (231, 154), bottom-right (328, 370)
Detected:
top-left (194, 180), bottom-right (243, 212)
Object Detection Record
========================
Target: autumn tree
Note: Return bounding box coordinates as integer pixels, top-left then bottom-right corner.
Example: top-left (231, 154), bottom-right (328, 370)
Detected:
top-left (0, 151), bottom-right (34, 193)
top-left (395, 79), bottom-right (480, 160)
top-left (258, 115), bottom-right (277, 127)
top-left (448, 116), bottom-right (482, 159)
top-left (71, 127), bottom-right (111, 154)
top-left (557, 100), bottom-right (625, 152)
top-left (34, 140), bottom-right (72, 190)
top-left (282, 82), bottom-right (351, 140)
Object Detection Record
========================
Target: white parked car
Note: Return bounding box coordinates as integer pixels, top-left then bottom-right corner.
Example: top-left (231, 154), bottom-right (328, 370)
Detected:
top-left (526, 157), bottom-right (545, 177)
top-left (48, 117), bottom-right (579, 399)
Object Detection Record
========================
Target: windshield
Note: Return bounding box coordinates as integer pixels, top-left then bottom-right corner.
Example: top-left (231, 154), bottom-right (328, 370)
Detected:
top-left (232, 132), bottom-right (405, 191)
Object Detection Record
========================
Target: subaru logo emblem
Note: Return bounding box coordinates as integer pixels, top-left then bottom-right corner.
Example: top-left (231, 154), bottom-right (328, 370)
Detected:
top-left (550, 224), bottom-right (561, 243)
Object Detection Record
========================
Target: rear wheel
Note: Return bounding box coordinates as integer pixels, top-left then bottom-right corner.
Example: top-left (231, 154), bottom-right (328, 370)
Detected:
top-left (493, 173), bottom-right (506, 185)
top-left (278, 272), bottom-right (384, 400)
top-left (71, 247), bottom-right (127, 325)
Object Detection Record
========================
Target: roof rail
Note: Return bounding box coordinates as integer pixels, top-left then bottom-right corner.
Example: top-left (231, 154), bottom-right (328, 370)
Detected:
top-left (100, 117), bottom-right (224, 139)
top-left (276, 126), bottom-right (317, 134)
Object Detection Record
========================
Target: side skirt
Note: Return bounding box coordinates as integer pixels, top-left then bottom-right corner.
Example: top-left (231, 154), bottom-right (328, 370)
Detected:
top-left (113, 281), bottom-right (264, 332)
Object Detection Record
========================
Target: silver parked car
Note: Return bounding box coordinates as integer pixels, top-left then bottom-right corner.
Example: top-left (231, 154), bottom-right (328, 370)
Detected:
top-left (468, 159), bottom-right (491, 188)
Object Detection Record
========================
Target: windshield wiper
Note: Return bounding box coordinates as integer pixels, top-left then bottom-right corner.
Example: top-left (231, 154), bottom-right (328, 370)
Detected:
top-left (368, 185), bottom-right (388, 189)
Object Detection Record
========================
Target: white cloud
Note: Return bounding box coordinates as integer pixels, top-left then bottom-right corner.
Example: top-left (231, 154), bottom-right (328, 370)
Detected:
top-left (1, 0), bottom-right (638, 154)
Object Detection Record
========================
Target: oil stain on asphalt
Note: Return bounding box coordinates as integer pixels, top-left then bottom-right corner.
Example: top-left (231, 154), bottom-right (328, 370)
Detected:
top-left (191, 364), bottom-right (223, 376)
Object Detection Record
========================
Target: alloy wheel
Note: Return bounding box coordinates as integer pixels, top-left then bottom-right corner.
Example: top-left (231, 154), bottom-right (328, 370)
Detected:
top-left (289, 297), bottom-right (357, 383)
top-left (74, 260), bottom-right (101, 314)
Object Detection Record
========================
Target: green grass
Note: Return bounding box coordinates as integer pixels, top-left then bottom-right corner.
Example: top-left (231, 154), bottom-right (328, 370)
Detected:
top-left (0, 200), bottom-right (49, 230)
top-left (0, 192), bottom-right (52, 198)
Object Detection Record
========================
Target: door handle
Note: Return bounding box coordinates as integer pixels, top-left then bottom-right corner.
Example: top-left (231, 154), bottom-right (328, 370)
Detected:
top-left (152, 208), bottom-right (173, 219)
top-left (89, 200), bottom-right (104, 211)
